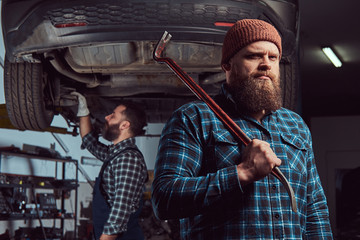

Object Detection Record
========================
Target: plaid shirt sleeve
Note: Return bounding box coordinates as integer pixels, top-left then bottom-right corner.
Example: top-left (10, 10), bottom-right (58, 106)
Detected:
top-left (82, 131), bottom-right (111, 161)
top-left (305, 137), bottom-right (333, 237)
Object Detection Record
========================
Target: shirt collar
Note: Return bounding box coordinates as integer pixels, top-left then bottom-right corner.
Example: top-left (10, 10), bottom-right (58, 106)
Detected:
top-left (221, 83), bottom-right (236, 106)
top-left (109, 137), bottom-right (136, 156)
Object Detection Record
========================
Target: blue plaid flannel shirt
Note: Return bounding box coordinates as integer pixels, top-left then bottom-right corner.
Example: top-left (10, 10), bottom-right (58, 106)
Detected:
top-left (83, 132), bottom-right (148, 236)
top-left (152, 85), bottom-right (333, 240)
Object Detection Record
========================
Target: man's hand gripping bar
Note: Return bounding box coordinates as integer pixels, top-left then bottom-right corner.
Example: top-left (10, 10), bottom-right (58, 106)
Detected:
top-left (153, 31), bottom-right (297, 212)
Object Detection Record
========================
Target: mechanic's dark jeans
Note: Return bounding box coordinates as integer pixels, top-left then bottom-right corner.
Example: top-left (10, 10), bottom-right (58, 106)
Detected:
top-left (92, 177), bottom-right (144, 240)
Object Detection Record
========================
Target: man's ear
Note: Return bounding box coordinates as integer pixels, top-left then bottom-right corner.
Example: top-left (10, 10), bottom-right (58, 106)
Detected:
top-left (222, 63), bottom-right (231, 72)
top-left (120, 120), bottom-right (130, 130)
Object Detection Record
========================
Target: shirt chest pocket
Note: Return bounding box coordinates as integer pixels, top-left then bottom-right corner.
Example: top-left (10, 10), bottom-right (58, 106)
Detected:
top-left (279, 134), bottom-right (308, 174)
top-left (204, 130), bottom-right (241, 170)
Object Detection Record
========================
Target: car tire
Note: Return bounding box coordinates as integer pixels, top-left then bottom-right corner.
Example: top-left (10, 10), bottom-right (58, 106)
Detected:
top-left (4, 58), bottom-right (54, 130)
top-left (280, 55), bottom-right (299, 112)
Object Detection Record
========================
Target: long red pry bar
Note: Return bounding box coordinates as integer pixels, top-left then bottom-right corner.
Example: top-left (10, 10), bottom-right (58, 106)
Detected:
top-left (153, 31), bottom-right (297, 212)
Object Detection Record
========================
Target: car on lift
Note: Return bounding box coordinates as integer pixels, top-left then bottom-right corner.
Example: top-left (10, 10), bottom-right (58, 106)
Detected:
top-left (1, 0), bottom-right (299, 132)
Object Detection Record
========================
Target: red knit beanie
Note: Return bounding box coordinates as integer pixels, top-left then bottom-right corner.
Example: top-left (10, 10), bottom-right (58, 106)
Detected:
top-left (221, 19), bottom-right (282, 65)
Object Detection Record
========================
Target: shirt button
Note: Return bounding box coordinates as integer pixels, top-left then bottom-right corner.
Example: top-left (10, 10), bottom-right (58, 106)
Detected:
top-left (275, 214), bottom-right (280, 219)
top-left (272, 185), bottom-right (276, 190)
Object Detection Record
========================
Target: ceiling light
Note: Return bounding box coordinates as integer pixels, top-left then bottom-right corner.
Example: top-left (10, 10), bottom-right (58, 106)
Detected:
top-left (321, 47), bottom-right (342, 68)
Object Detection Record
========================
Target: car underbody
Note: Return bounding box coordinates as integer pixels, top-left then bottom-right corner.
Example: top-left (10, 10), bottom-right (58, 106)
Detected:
top-left (2, 0), bottom-right (299, 132)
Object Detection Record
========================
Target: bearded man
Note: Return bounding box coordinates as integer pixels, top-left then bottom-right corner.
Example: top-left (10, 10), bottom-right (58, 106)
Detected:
top-left (151, 19), bottom-right (333, 239)
top-left (72, 93), bottom-right (148, 240)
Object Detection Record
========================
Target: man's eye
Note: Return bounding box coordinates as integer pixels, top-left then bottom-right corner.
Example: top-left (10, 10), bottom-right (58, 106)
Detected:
top-left (269, 55), bottom-right (279, 61)
top-left (246, 54), bottom-right (259, 59)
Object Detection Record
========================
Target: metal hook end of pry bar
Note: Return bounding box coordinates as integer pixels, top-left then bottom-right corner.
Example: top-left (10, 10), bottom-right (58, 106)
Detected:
top-left (272, 166), bottom-right (297, 212)
top-left (153, 31), bottom-right (172, 60)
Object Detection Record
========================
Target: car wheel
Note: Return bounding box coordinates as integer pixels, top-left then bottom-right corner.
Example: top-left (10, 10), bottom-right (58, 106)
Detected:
top-left (280, 54), bottom-right (299, 112)
top-left (4, 58), bottom-right (54, 130)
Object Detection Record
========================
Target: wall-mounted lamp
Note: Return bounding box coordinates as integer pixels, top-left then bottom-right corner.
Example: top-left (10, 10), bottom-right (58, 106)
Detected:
top-left (321, 47), bottom-right (342, 68)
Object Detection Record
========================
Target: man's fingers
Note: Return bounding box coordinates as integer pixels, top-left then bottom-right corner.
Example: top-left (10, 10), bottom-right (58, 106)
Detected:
top-left (274, 157), bottom-right (282, 167)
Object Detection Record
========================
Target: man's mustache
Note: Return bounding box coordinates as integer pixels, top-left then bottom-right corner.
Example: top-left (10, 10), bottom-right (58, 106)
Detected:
top-left (252, 71), bottom-right (276, 80)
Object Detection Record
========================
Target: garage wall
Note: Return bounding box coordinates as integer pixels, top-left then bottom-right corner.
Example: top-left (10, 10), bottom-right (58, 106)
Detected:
top-left (0, 121), bottom-right (164, 180)
top-left (311, 115), bottom-right (360, 236)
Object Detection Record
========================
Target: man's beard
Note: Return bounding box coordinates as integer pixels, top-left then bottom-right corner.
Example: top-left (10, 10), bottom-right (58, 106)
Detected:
top-left (102, 122), bottom-right (120, 142)
top-left (227, 69), bottom-right (282, 115)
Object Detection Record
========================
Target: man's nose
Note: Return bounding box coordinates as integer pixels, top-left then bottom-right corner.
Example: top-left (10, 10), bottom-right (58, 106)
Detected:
top-left (259, 57), bottom-right (272, 71)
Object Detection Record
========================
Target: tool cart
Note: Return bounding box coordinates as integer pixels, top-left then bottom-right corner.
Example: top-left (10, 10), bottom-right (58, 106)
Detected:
top-left (0, 150), bottom-right (79, 239)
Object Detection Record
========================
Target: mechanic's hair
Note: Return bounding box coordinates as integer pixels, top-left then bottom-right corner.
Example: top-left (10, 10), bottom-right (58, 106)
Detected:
top-left (119, 101), bottom-right (147, 136)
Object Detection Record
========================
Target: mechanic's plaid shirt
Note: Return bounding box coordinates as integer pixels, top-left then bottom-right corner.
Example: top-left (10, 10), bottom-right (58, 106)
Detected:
top-left (152, 85), bottom-right (333, 239)
top-left (83, 133), bottom-right (147, 236)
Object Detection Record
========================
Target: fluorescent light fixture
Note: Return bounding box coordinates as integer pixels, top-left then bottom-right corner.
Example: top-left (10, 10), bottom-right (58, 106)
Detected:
top-left (322, 47), bottom-right (342, 67)
top-left (81, 156), bottom-right (102, 166)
